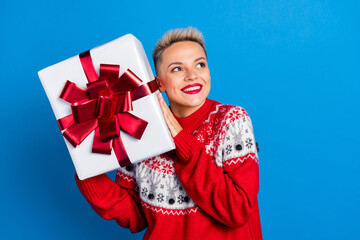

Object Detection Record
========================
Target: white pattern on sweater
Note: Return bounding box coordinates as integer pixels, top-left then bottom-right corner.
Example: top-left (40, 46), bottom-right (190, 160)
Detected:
top-left (117, 103), bottom-right (258, 212)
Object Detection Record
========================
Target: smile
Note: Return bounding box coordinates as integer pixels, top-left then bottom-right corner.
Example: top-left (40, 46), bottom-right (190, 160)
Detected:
top-left (181, 84), bottom-right (203, 94)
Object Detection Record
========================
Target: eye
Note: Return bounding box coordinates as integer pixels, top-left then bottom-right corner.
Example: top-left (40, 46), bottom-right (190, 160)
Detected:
top-left (171, 67), bottom-right (181, 72)
top-left (196, 62), bottom-right (206, 68)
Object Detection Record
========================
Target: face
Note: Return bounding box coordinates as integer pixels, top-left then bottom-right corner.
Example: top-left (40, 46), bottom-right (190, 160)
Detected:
top-left (157, 41), bottom-right (211, 117)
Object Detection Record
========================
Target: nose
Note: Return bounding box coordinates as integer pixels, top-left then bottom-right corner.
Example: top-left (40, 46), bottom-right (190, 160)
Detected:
top-left (185, 67), bottom-right (197, 81)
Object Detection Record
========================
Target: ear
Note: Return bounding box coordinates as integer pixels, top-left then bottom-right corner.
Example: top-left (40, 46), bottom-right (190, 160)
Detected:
top-left (155, 77), bottom-right (166, 93)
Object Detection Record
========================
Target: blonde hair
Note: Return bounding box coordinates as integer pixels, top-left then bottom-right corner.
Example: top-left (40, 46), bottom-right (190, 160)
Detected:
top-left (152, 27), bottom-right (207, 74)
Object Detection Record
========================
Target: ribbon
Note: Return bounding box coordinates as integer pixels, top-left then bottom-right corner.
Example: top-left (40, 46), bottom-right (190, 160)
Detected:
top-left (57, 50), bottom-right (158, 167)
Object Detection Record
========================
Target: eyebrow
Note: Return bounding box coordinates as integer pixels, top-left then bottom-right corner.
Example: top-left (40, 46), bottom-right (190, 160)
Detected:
top-left (167, 57), bottom-right (207, 69)
top-left (167, 62), bottom-right (182, 69)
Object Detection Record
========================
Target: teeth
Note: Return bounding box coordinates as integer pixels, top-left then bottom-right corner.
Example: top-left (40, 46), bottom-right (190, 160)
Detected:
top-left (182, 86), bottom-right (201, 92)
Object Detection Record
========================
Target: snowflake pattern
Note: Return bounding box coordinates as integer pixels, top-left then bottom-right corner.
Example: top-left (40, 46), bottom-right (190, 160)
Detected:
top-left (144, 155), bottom-right (175, 175)
top-left (157, 193), bottom-right (164, 203)
top-left (177, 195), bottom-right (184, 204)
top-left (228, 109), bottom-right (241, 122)
top-left (245, 138), bottom-right (253, 149)
top-left (141, 187), bottom-right (148, 197)
top-left (225, 145), bottom-right (232, 154)
top-left (196, 133), bottom-right (205, 143)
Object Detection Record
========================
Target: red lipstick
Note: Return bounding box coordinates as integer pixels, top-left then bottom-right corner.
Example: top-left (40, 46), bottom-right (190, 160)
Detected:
top-left (181, 84), bottom-right (203, 94)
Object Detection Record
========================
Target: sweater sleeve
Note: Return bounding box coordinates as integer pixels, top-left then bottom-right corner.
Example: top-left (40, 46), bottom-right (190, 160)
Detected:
top-left (173, 110), bottom-right (259, 228)
top-left (75, 167), bottom-right (147, 233)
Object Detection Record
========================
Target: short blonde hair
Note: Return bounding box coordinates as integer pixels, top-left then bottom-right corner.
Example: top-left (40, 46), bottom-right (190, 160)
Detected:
top-left (152, 27), bottom-right (207, 74)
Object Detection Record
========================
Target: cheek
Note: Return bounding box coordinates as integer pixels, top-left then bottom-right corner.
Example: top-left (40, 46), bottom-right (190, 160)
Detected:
top-left (201, 71), bottom-right (211, 84)
top-left (164, 76), bottom-right (181, 89)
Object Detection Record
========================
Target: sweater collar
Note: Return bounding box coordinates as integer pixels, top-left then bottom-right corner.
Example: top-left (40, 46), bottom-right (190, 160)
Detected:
top-left (173, 98), bottom-right (218, 132)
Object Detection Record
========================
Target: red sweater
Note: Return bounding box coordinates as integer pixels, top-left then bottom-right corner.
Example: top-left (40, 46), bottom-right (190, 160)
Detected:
top-left (76, 98), bottom-right (262, 240)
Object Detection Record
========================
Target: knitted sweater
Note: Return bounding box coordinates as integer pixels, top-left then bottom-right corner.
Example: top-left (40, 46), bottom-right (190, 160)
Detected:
top-left (76, 98), bottom-right (262, 240)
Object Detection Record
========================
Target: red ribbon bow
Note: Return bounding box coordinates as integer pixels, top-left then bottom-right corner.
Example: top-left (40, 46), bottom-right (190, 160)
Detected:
top-left (57, 51), bottom-right (158, 166)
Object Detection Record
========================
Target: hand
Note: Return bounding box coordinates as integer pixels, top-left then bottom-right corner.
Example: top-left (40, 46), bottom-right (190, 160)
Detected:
top-left (157, 93), bottom-right (183, 137)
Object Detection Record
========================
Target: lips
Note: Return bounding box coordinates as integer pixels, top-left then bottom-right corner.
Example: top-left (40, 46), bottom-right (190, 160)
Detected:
top-left (181, 84), bottom-right (203, 94)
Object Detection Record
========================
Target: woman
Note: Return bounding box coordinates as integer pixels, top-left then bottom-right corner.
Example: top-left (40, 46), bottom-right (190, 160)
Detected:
top-left (76, 27), bottom-right (262, 239)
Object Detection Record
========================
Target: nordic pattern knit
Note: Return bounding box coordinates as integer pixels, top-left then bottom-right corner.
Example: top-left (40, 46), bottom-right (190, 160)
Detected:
top-left (76, 98), bottom-right (262, 240)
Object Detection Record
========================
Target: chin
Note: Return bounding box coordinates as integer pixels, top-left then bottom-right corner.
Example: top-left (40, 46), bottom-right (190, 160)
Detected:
top-left (184, 97), bottom-right (206, 107)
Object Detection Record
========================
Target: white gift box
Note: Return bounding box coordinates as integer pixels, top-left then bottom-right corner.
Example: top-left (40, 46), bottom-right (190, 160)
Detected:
top-left (38, 34), bottom-right (175, 180)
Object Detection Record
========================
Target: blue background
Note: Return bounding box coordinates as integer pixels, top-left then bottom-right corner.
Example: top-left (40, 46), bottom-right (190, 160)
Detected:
top-left (1, 0), bottom-right (359, 239)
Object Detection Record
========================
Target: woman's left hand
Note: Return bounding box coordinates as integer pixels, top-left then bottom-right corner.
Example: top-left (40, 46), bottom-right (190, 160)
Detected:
top-left (157, 93), bottom-right (183, 138)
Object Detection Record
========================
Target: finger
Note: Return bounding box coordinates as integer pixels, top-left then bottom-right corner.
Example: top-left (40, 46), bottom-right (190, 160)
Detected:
top-left (164, 111), bottom-right (182, 137)
top-left (157, 94), bottom-right (172, 126)
top-left (158, 93), bottom-right (171, 116)
top-left (165, 117), bottom-right (180, 137)
top-left (157, 94), bottom-right (182, 137)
